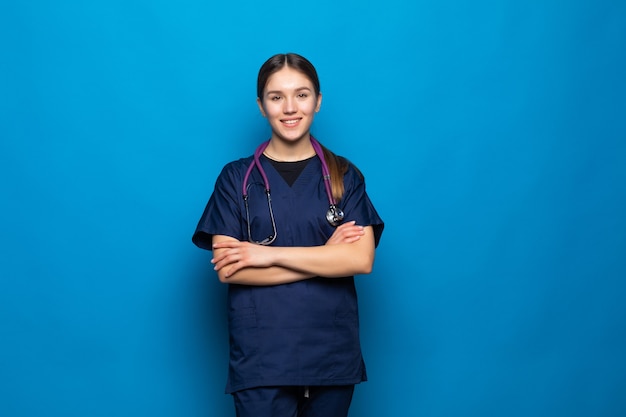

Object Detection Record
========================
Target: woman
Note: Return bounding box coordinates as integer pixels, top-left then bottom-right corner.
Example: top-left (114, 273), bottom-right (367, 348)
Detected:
top-left (192, 53), bottom-right (384, 417)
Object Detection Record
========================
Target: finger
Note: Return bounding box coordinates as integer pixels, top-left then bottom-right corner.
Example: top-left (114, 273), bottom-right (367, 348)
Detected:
top-left (341, 235), bottom-right (362, 243)
top-left (346, 227), bottom-right (365, 237)
top-left (224, 264), bottom-right (234, 278)
top-left (210, 249), bottom-right (231, 265)
top-left (212, 250), bottom-right (241, 271)
top-left (336, 227), bottom-right (364, 240)
top-left (336, 220), bottom-right (356, 230)
top-left (212, 241), bottom-right (246, 261)
top-left (224, 259), bottom-right (245, 277)
top-left (212, 241), bottom-right (240, 250)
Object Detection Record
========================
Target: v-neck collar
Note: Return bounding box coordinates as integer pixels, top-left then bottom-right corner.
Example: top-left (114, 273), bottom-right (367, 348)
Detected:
top-left (263, 155), bottom-right (316, 187)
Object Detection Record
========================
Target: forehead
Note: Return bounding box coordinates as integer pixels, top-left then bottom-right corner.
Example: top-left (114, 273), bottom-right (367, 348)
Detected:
top-left (264, 66), bottom-right (314, 92)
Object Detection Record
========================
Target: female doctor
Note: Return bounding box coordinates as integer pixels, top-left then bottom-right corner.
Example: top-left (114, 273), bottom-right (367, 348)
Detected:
top-left (192, 53), bottom-right (384, 417)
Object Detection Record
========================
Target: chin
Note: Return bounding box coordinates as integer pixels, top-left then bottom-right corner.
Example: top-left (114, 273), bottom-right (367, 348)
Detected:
top-left (274, 130), bottom-right (310, 142)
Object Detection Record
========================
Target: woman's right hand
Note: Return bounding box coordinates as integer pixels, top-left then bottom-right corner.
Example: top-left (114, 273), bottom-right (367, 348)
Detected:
top-left (325, 221), bottom-right (365, 245)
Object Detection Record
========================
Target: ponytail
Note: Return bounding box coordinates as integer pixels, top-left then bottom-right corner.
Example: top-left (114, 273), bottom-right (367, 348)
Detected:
top-left (320, 143), bottom-right (362, 204)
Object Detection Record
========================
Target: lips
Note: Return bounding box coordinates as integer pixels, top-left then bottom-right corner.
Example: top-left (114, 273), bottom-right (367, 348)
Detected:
top-left (281, 118), bottom-right (301, 127)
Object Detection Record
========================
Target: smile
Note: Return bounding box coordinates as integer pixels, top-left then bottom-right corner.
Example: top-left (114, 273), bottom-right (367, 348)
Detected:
top-left (281, 118), bottom-right (301, 126)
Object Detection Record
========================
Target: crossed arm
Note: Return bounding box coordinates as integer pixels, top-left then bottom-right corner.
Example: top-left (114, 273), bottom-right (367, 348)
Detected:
top-left (211, 221), bottom-right (375, 286)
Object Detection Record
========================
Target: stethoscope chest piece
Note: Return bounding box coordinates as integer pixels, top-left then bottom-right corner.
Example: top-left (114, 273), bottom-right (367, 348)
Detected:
top-left (326, 205), bottom-right (344, 227)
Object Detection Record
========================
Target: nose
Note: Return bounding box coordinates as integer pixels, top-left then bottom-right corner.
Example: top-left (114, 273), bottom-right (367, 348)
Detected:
top-left (283, 97), bottom-right (296, 114)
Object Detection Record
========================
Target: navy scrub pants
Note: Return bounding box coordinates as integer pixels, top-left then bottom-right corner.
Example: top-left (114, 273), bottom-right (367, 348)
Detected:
top-left (233, 385), bottom-right (355, 417)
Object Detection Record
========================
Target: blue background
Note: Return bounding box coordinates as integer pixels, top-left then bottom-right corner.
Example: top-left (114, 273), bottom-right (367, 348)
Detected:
top-left (1, 1), bottom-right (625, 416)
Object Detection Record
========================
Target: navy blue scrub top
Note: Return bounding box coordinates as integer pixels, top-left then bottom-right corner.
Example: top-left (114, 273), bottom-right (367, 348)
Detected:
top-left (193, 151), bottom-right (384, 394)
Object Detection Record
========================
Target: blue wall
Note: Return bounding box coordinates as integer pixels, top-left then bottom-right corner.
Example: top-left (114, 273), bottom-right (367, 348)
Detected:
top-left (1, 1), bottom-right (625, 416)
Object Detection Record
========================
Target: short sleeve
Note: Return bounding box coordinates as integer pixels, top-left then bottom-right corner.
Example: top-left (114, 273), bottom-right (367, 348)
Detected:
top-left (340, 164), bottom-right (384, 247)
top-left (192, 161), bottom-right (246, 251)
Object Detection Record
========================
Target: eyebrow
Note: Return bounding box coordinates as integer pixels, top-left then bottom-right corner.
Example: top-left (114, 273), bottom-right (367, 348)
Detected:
top-left (265, 86), bottom-right (313, 96)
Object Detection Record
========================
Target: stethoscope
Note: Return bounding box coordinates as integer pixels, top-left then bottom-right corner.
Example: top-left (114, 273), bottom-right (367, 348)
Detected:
top-left (242, 136), bottom-right (344, 245)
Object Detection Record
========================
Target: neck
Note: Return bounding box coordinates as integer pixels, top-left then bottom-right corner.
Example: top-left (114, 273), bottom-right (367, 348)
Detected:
top-left (265, 136), bottom-right (315, 162)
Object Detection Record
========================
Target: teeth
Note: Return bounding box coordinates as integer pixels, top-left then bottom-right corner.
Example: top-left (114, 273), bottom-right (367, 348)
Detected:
top-left (283, 120), bottom-right (298, 125)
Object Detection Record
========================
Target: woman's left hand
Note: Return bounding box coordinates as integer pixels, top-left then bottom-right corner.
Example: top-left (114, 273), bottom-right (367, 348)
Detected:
top-left (325, 221), bottom-right (364, 245)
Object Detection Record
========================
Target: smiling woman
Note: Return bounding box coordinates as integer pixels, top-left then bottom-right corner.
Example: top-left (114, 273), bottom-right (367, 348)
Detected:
top-left (256, 56), bottom-right (323, 157)
top-left (192, 53), bottom-right (384, 417)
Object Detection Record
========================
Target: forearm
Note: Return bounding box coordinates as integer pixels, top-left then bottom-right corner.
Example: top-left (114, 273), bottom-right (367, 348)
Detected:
top-left (212, 227), bottom-right (375, 282)
top-left (216, 265), bottom-right (314, 286)
top-left (271, 242), bottom-right (374, 278)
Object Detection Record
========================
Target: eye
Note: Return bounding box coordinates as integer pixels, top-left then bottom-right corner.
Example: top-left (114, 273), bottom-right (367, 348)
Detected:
top-left (298, 93), bottom-right (309, 98)
top-left (270, 95), bottom-right (282, 101)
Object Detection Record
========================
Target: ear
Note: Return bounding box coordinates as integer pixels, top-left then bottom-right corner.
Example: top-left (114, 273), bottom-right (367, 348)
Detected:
top-left (315, 92), bottom-right (323, 112)
top-left (256, 97), bottom-right (266, 117)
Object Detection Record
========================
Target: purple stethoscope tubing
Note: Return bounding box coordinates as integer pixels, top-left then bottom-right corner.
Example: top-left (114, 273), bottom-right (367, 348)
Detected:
top-left (242, 137), bottom-right (335, 203)
top-left (242, 141), bottom-right (271, 196)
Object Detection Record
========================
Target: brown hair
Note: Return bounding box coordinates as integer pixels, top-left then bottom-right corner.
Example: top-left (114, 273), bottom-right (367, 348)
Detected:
top-left (257, 53), bottom-right (350, 202)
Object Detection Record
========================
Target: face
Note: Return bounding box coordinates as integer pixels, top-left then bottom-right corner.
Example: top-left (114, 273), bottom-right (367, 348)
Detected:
top-left (257, 66), bottom-right (322, 144)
